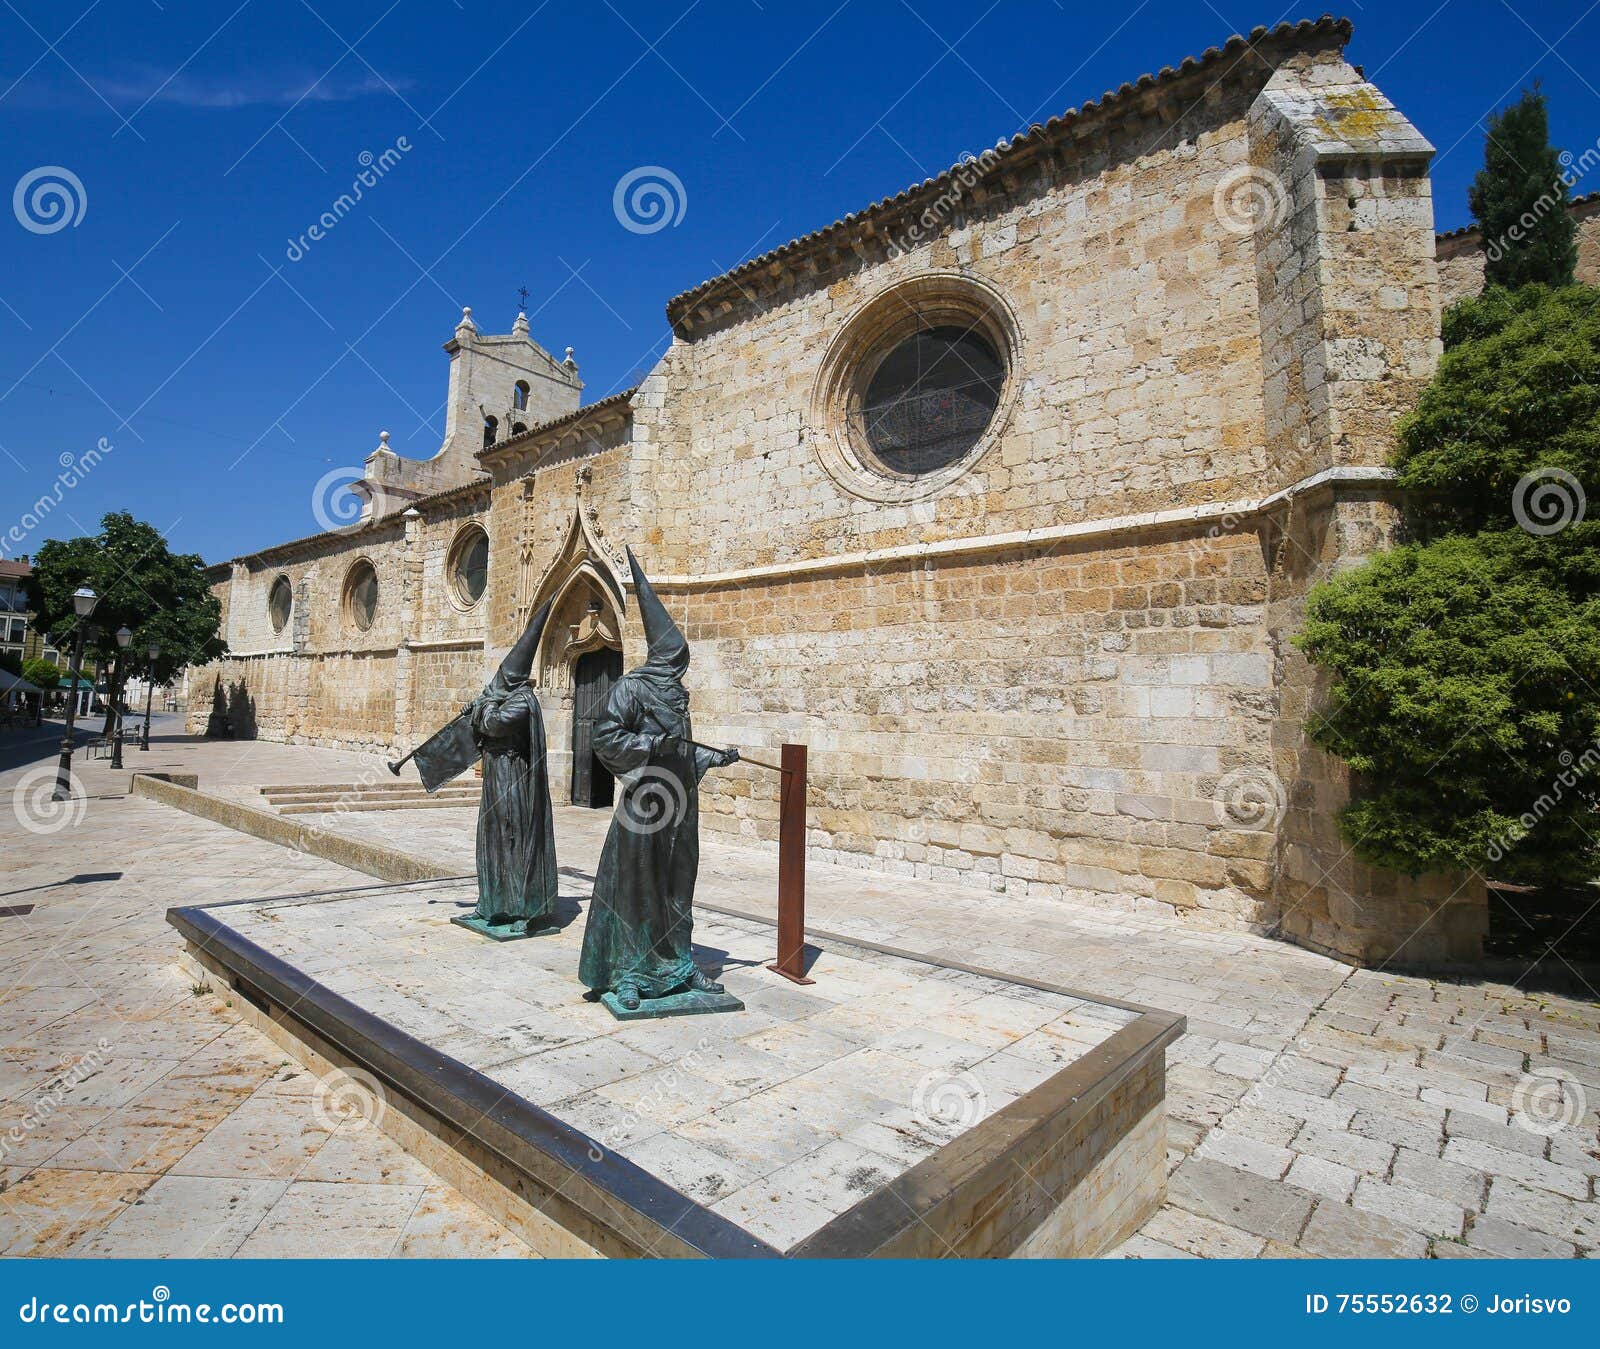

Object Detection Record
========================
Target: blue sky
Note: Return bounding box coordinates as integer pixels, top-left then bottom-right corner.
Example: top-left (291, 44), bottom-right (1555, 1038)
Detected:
top-left (2, 0), bottom-right (1598, 564)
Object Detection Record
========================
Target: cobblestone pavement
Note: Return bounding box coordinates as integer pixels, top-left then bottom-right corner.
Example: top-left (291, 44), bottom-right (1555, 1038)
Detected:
top-left (5, 723), bottom-right (1598, 1257)
top-left (0, 719), bottom-right (531, 1257)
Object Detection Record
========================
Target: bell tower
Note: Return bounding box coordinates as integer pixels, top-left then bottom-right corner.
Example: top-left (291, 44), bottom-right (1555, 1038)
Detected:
top-left (356, 305), bottom-right (583, 520)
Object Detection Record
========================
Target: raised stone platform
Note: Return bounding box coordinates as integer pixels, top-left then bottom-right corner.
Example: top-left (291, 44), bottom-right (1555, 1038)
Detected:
top-left (169, 876), bottom-right (1181, 1258)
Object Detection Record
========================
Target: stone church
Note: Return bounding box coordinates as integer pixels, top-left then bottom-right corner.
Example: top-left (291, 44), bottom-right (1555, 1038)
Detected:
top-left (186, 17), bottom-right (1600, 969)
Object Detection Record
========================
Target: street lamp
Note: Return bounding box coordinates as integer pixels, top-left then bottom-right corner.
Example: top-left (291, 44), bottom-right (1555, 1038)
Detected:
top-left (110, 626), bottom-right (131, 770)
top-left (139, 641), bottom-right (160, 751)
top-left (52, 587), bottom-right (98, 802)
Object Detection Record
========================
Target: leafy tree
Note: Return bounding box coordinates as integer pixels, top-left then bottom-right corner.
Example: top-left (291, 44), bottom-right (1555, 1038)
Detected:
top-left (1468, 88), bottom-right (1578, 290)
top-left (21, 657), bottom-right (63, 690)
top-left (1300, 274), bottom-right (1600, 887)
top-left (1297, 529), bottom-right (1600, 887)
top-left (1396, 285), bottom-right (1599, 538)
top-left (25, 512), bottom-right (225, 734)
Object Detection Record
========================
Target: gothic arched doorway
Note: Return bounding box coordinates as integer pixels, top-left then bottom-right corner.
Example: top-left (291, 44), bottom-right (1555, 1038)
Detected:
top-left (571, 646), bottom-right (623, 807)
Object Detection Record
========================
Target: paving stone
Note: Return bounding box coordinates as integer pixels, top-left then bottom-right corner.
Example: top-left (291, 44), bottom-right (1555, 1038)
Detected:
top-left (69, 1174), bottom-right (288, 1257)
top-left (1420, 1088), bottom-right (1507, 1123)
top-left (1390, 1147), bottom-right (1487, 1211)
top-left (1349, 1108), bottom-right (1444, 1154)
top-left (1140, 1205), bottom-right (1267, 1258)
top-left (1284, 1153), bottom-right (1358, 1203)
top-left (1548, 1133), bottom-right (1600, 1177)
top-left (1442, 1138), bottom-right (1589, 1200)
top-left (1443, 1107), bottom-right (1549, 1157)
top-left (1352, 1176), bottom-right (1465, 1238)
top-left (1167, 1158), bottom-right (1314, 1245)
top-left (391, 1184), bottom-right (532, 1258)
top-left (1427, 1238), bottom-right (1496, 1258)
top-left (1484, 1177), bottom-right (1600, 1247)
top-left (1107, 1233), bottom-right (1199, 1259)
top-left (1245, 1082), bottom-right (1358, 1131)
top-left (1465, 1214), bottom-right (1576, 1259)
top-left (1291, 1124), bottom-right (1395, 1176)
top-left (1297, 1200), bottom-right (1429, 1258)
top-left (235, 1180), bottom-right (426, 1257)
top-left (1195, 1131), bottom-right (1294, 1179)
top-left (1214, 1105), bottom-right (1302, 1146)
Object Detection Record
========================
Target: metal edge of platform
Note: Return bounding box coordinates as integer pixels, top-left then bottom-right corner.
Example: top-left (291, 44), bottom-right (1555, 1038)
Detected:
top-left (167, 891), bottom-right (1184, 1260)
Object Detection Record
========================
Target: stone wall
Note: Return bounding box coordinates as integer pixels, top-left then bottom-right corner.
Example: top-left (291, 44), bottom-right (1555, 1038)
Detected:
top-left (669, 530), bottom-right (1277, 926)
top-left (1436, 194), bottom-right (1600, 306)
top-left (186, 489), bottom-right (494, 754)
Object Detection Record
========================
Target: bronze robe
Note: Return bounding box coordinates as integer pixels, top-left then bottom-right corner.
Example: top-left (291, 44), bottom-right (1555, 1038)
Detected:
top-left (577, 672), bottom-right (719, 996)
top-left (471, 685), bottom-right (558, 927)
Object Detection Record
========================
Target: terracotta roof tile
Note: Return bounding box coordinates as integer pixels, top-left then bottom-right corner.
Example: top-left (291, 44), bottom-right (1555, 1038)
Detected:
top-left (1436, 189), bottom-right (1600, 244)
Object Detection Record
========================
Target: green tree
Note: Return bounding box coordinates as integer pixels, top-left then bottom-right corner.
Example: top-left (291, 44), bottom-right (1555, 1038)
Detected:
top-left (21, 657), bottom-right (63, 690)
top-left (25, 512), bottom-right (225, 735)
top-left (1299, 276), bottom-right (1600, 887)
top-left (1297, 529), bottom-right (1600, 887)
top-left (1396, 284), bottom-right (1599, 538)
top-left (1467, 88), bottom-right (1578, 290)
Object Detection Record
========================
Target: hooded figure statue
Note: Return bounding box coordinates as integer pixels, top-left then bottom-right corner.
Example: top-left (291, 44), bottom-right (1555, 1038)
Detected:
top-left (465, 600), bottom-right (559, 934)
top-left (578, 549), bottom-right (740, 1009)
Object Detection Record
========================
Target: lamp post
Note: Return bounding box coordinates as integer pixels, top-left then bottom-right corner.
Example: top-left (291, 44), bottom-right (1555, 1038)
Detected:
top-left (139, 641), bottom-right (160, 751)
top-left (110, 626), bottom-right (131, 770)
top-left (52, 587), bottom-right (98, 802)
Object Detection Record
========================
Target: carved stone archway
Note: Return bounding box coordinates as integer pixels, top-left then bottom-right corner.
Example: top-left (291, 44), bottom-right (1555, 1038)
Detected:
top-left (524, 477), bottom-right (628, 803)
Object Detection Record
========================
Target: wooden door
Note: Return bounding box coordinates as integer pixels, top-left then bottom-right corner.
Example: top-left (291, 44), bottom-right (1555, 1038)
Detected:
top-left (571, 647), bottom-right (622, 807)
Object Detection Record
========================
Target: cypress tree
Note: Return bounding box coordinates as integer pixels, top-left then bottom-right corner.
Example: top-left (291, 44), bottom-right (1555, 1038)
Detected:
top-left (1468, 88), bottom-right (1578, 289)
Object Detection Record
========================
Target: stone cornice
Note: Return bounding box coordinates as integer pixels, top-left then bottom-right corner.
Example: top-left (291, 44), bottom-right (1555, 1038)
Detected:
top-left (643, 466), bottom-right (1397, 590)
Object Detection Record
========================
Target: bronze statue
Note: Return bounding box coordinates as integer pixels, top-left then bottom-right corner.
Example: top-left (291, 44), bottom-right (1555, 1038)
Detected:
top-left (393, 602), bottom-right (559, 940)
top-left (578, 549), bottom-right (742, 1014)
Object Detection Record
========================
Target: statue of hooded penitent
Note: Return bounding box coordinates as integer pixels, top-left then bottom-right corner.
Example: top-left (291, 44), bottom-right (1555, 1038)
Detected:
top-left (578, 549), bottom-right (740, 1010)
top-left (464, 600), bottom-right (559, 934)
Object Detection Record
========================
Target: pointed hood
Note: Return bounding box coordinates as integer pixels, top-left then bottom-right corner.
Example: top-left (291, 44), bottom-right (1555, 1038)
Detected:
top-left (627, 547), bottom-right (689, 678)
top-left (485, 599), bottom-right (552, 697)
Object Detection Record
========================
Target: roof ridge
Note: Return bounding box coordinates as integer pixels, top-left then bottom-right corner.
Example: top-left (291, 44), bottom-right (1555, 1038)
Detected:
top-left (664, 15), bottom-right (1352, 333)
top-left (476, 385), bottom-right (639, 464)
top-left (1436, 188), bottom-right (1600, 243)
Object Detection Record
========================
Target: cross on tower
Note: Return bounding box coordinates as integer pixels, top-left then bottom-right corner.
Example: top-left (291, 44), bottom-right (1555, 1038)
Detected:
top-left (516, 285), bottom-right (530, 314)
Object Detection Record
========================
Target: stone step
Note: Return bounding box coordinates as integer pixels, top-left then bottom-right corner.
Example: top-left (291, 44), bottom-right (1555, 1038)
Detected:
top-left (277, 795), bottom-right (480, 815)
top-left (259, 778), bottom-right (475, 797)
top-left (264, 786), bottom-right (479, 806)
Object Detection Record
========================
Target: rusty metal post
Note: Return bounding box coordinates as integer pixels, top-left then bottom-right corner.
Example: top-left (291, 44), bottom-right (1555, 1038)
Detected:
top-left (767, 742), bottom-right (814, 984)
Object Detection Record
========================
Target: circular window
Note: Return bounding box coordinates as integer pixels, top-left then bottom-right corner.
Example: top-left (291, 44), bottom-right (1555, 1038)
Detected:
top-left (268, 576), bottom-right (293, 633)
top-left (856, 325), bottom-right (1005, 475)
top-left (448, 526), bottom-right (489, 608)
top-left (343, 560), bottom-right (378, 631)
top-left (810, 273), bottom-right (1020, 502)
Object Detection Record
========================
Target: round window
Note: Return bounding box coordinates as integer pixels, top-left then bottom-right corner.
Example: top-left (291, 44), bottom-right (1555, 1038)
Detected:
top-left (344, 560), bottom-right (378, 631)
top-left (268, 576), bottom-right (292, 633)
top-left (449, 526), bottom-right (489, 607)
top-left (810, 273), bottom-right (1019, 503)
top-left (856, 325), bottom-right (1005, 475)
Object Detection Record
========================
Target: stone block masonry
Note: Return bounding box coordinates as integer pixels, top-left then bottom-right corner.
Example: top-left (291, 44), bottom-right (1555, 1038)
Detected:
top-left (184, 19), bottom-right (1489, 967)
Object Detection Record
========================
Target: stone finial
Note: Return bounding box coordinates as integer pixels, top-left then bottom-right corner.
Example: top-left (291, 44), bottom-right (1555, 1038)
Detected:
top-left (378, 430), bottom-right (391, 449)
top-left (456, 306), bottom-right (478, 337)
top-left (512, 310), bottom-right (530, 337)
top-left (564, 346), bottom-right (577, 367)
